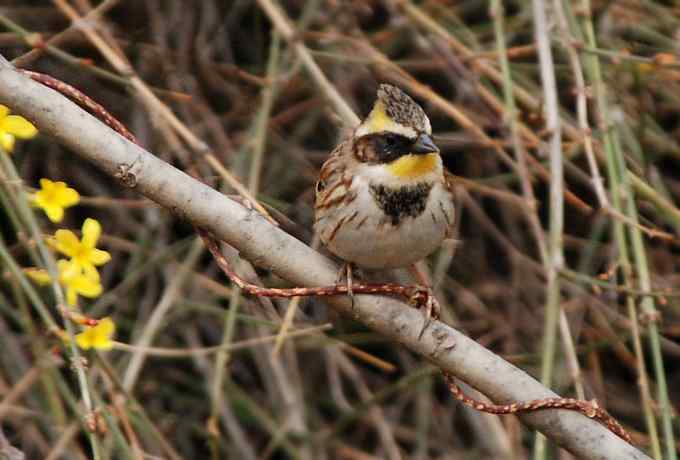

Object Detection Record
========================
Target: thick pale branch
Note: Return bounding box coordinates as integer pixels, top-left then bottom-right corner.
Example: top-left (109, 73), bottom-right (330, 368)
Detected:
top-left (0, 61), bottom-right (648, 460)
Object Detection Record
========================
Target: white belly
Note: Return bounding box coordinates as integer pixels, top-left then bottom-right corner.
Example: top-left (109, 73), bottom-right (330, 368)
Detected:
top-left (316, 181), bottom-right (454, 269)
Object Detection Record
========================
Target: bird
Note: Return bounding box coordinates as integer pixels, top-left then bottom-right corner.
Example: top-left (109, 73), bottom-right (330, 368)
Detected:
top-left (314, 84), bottom-right (454, 320)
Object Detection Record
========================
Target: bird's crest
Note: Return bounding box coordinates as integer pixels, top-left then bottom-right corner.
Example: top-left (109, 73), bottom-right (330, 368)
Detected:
top-left (355, 84), bottom-right (431, 139)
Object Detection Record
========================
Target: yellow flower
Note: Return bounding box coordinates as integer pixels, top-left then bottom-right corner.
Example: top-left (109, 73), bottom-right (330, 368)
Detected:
top-left (75, 317), bottom-right (115, 351)
top-left (0, 105), bottom-right (38, 153)
top-left (59, 259), bottom-right (102, 306)
top-left (50, 218), bottom-right (111, 280)
top-left (32, 178), bottom-right (80, 223)
top-left (24, 267), bottom-right (52, 285)
top-left (25, 259), bottom-right (103, 306)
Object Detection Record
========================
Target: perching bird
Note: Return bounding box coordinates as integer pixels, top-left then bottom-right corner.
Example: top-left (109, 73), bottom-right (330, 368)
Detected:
top-left (314, 84), bottom-right (454, 319)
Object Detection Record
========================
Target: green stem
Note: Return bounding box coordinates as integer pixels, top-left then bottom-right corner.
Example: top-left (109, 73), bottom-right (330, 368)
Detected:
top-left (531, 0), bottom-right (565, 456)
top-left (0, 150), bottom-right (101, 459)
top-left (577, 0), bottom-right (671, 457)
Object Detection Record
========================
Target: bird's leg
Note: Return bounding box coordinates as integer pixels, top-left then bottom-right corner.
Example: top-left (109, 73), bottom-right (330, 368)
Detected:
top-left (335, 262), bottom-right (355, 309)
top-left (408, 263), bottom-right (440, 319)
top-left (408, 264), bottom-right (440, 338)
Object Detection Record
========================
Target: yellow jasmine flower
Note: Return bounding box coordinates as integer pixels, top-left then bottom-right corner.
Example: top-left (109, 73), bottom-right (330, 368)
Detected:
top-left (24, 267), bottom-right (52, 285)
top-left (59, 259), bottom-right (102, 306)
top-left (75, 317), bottom-right (116, 351)
top-left (50, 218), bottom-right (111, 280)
top-left (32, 178), bottom-right (80, 223)
top-left (0, 105), bottom-right (38, 153)
top-left (25, 259), bottom-right (103, 306)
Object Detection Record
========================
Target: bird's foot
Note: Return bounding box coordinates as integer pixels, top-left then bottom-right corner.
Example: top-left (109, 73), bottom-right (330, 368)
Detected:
top-left (335, 262), bottom-right (355, 309)
top-left (408, 286), bottom-right (440, 339)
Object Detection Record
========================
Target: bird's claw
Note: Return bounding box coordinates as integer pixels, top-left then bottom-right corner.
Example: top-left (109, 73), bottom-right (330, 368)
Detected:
top-left (409, 286), bottom-right (440, 339)
top-left (336, 262), bottom-right (355, 310)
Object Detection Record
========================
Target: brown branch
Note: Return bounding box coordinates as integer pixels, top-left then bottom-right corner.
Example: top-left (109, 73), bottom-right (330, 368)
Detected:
top-left (442, 372), bottom-right (632, 445)
top-left (198, 228), bottom-right (432, 306)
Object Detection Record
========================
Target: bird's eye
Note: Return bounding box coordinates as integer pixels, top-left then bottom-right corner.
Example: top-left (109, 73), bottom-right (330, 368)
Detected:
top-left (372, 133), bottom-right (412, 162)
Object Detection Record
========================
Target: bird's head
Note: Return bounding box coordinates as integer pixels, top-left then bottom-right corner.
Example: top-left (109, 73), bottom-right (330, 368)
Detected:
top-left (354, 84), bottom-right (439, 180)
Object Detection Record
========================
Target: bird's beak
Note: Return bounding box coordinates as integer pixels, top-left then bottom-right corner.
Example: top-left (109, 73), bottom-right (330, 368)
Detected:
top-left (411, 134), bottom-right (439, 154)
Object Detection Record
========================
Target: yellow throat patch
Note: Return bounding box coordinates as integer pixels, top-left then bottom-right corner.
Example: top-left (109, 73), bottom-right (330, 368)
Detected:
top-left (386, 153), bottom-right (439, 179)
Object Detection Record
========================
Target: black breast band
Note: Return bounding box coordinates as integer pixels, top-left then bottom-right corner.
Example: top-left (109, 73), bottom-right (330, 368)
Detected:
top-left (369, 182), bottom-right (433, 226)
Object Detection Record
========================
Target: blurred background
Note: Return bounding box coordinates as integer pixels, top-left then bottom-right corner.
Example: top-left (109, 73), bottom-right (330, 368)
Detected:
top-left (0, 0), bottom-right (679, 458)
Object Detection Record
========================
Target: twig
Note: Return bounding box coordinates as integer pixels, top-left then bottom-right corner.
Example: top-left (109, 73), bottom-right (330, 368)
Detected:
top-left (577, 1), bottom-right (673, 457)
top-left (0, 142), bottom-right (101, 459)
top-left (121, 239), bottom-right (204, 391)
top-left (12, 0), bottom-right (121, 67)
top-left (112, 324), bottom-right (331, 357)
top-left (255, 0), bottom-right (360, 127)
top-left (442, 372), bottom-right (632, 444)
top-left (490, 0), bottom-right (548, 265)
top-left (0, 425), bottom-right (26, 460)
top-left (552, 0), bottom-right (609, 208)
top-left (21, 70), bottom-right (138, 144)
top-left (198, 228), bottom-right (435, 309)
top-left (531, 0), bottom-right (565, 456)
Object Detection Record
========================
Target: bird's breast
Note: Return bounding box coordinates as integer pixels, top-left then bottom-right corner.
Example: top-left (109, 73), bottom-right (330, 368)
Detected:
top-left (369, 182), bottom-right (432, 226)
top-left (316, 180), bottom-right (454, 269)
